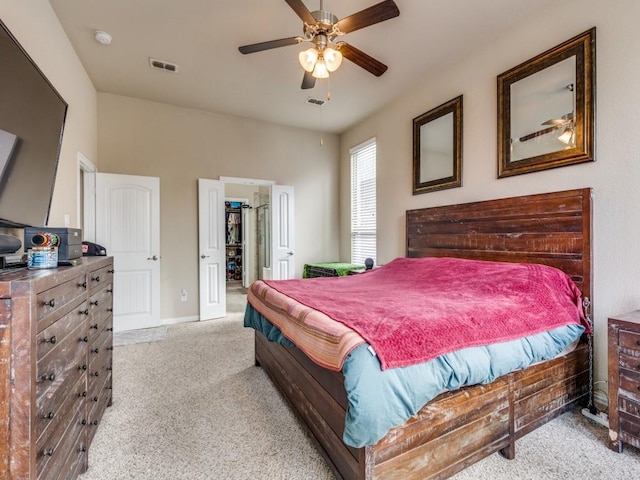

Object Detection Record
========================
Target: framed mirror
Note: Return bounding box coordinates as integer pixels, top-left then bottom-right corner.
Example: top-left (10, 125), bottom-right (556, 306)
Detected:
top-left (497, 28), bottom-right (595, 178)
top-left (413, 95), bottom-right (462, 194)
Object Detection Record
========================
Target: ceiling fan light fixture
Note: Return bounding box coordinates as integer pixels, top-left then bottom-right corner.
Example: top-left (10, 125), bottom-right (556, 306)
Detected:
top-left (323, 47), bottom-right (342, 72)
top-left (558, 127), bottom-right (575, 146)
top-left (312, 57), bottom-right (330, 78)
top-left (299, 48), bottom-right (318, 72)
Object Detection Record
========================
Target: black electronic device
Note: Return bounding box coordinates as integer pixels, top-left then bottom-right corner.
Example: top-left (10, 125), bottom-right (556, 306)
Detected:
top-left (0, 234), bottom-right (21, 254)
top-left (24, 227), bottom-right (82, 262)
top-left (0, 20), bottom-right (68, 228)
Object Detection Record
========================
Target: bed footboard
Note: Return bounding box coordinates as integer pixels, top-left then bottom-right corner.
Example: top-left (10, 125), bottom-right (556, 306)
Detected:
top-left (255, 331), bottom-right (589, 480)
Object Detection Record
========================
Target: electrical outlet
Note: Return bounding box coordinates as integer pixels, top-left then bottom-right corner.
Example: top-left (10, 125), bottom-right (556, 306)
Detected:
top-left (181, 289), bottom-right (187, 301)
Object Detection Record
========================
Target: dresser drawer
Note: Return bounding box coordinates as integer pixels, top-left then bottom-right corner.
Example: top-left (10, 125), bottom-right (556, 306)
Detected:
top-left (619, 329), bottom-right (640, 353)
top-left (88, 286), bottom-right (113, 341)
top-left (36, 321), bottom-right (88, 410)
top-left (36, 373), bottom-right (85, 449)
top-left (620, 369), bottom-right (640, 404)
top-left (86, 377), bottom-right (111, 447)
top-left (36, 394), bottom-right (86, 480)
top-left (36, 274), bottom-right (87, 325)
top-left (619, 351), bottom-right (640, 373)
top-left (89, 265), bottom-right (114, 294)
top-left (619, 410), bottom-right (640, 451)
top-left (88, 333), bottom-right (112, 398)
top-left (37, 301), bottom-right (89, 361)
top-left (620, 396), bottom-right (640, 418)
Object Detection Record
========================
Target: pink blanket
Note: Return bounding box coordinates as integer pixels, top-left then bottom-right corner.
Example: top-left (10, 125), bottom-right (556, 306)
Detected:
top-left (263, 257), bottom-right (588, 370)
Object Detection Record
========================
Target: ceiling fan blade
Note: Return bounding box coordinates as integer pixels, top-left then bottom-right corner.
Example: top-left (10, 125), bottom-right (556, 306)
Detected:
top-left (301, 71), bottom-right (316, 89)
top-left (339, 43), bottom-right (388, 77)
top-left (335, 0), bottom-right (400, 34)
top-left (238, 37), bottom-right (300, 54)
top-left (284, 0), bottom-right (317, 25)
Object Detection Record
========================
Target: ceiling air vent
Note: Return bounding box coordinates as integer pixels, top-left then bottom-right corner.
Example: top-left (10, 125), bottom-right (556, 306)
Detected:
top-left (305, 97), bottom-right (326, 106)
top-left (149, 57), bottom-right (179, 73)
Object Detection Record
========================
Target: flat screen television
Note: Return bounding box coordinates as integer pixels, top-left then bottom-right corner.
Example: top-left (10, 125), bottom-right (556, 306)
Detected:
top-left (0, 19), bottom-right (68, 228)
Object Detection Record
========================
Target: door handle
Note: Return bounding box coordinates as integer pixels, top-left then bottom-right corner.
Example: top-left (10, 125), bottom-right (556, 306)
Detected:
top-left (201, 254), bottom-right (210, 259)
top-left (147, 255), bottom-right (159, 261)
top-left (286, 251), bottom-right (294, 256)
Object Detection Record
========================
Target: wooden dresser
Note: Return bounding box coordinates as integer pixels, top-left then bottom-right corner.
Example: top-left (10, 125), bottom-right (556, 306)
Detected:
top-left (0, 257), bottom-right (114, 479)
top-left (608, 310), bottom-right (640, 452)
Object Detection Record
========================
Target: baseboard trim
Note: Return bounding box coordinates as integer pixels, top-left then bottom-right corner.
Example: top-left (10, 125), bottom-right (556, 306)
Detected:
top-left (161, 315), bottom-right (199, 326)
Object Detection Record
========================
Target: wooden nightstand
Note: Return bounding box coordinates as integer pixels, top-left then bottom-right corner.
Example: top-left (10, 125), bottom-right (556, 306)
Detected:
top-left (608, 310), bottom-right (640, 452)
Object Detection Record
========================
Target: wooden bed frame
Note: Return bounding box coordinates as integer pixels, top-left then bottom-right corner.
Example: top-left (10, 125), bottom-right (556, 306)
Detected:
top-left (253, 188), bottom-right (593, 479)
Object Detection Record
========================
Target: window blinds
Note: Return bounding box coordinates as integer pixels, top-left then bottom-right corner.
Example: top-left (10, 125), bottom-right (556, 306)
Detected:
top-left (350, 139), bottom-right (376, 265)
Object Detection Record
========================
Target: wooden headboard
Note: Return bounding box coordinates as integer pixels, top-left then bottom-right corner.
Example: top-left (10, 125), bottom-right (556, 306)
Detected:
top-left (406, 188), bottom-right (592, 301)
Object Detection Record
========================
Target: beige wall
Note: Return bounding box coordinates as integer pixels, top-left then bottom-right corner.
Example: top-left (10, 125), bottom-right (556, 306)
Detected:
top-left (98, 93), bottom-right (340, 321)
top-left (0, 0), bottom-right (98, 231)
top-left (340, 0), bottom-right (639, 391)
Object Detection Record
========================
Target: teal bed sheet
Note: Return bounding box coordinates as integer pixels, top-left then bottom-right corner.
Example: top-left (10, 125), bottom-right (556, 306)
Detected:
top-left (244, 304), bottom-right (584, 448)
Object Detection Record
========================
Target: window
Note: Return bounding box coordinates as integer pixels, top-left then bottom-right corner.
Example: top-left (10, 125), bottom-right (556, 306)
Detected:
top-left (350, 138), bottom-right (376, 264)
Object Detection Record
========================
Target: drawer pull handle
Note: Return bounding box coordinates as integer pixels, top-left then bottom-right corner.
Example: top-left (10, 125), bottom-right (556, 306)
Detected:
top-left (43, 299), bottom-right (55, 308)
top-left (41, 373), bottom-right (55, 382)
top-left (79, 281), bottom-right (87, 289)
top-left (107, 327), bottom-right (113, 332)
top-left (92, 276), bottom-right (100, 282)
top-left (80, 336), bottom-right (89, 343)
top-left (90, 323), bottom-right (99, 330)
top-left (106, 366), bottom-right (113, 371)
top-left (45, 335), bottom-right (56, 345)
top-left (107, 269), bottom-right (115, 274)
top-left (91, 396), bottom-right (99, 402)
top-left (91, 347), bottom-right (99, 354)
top-left (91, 371), bottom-right (100, 377)
top-left (43, 448), bottom-right (55, 457)
top-left (79, 391), bottom-right (87, 397)
top-left (107, 308), bottom-right (113, 313)
top-left (79, 446), bottom-right (87, 453)
top-left (79, 364), bottom-right (87, 371)
top-left (43, 411), bottom-right (55, 420)
top-left (107, 288), bottom-right (113, 293)
top-left (82, 419), bottom-right (99, 426)
top-left (91, 300), bottom-right (99, 306)
top-left (108, 346), bottom-right (114, 351)
top-left (79, 309), bottom-right (89, 316)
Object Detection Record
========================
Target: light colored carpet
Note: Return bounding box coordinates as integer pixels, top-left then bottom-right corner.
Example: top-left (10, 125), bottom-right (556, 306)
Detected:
top-left (80, 291), bottom-right (640, 480)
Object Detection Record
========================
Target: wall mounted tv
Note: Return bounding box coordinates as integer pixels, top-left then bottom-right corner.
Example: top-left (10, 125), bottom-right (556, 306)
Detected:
top-left (0, 19), bottom-right (68, 228)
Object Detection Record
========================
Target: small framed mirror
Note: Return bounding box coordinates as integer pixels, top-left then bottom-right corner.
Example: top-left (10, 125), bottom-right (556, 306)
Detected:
top-left (413, 95), bottom-right (462, 195)
top-left (497, 28), bottom-right (595, 177)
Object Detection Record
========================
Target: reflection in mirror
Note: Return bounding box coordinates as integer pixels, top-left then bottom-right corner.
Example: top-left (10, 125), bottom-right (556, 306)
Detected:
top-left (510, 57), bottom-right (576, 161)
top-left (420, 112), bottom-right (454, 183)
top-left (413, 96), bottom-right (462, 195)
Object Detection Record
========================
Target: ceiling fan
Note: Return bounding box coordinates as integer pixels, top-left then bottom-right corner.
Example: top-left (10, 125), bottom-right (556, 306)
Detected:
top-left (517, 84), bottom-right (576, 145)
top-left (238, 0), bottom-right (400, 89)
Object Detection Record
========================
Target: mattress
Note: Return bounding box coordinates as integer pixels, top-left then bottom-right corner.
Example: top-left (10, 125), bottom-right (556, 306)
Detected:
top-left (244, 305), bottom-right (584, 447)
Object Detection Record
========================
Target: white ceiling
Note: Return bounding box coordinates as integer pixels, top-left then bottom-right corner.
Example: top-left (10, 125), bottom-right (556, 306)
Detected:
top-left (49, 0), bottom-right (556, 134)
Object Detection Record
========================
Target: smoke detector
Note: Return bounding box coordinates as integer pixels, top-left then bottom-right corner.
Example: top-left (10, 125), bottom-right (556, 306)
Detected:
top-left (149, 57), bottom-right (180, 73)
top-left (94, 30), bottom-right (112, 45)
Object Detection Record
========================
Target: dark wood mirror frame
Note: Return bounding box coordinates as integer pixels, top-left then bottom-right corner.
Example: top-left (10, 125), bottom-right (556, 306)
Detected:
top-left (497, 28), bottom-right (595, 178)
top-left (413, 95), bottom-right (463, 194)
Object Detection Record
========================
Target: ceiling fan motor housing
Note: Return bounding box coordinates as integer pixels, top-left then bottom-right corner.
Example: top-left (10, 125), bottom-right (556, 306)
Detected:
top-left (307, 10), bottom-right (339, 37)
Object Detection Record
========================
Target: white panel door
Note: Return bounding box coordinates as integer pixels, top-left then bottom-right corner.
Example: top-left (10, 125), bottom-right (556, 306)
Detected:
top-left (270, 185), bottom-right (295, 280)
top-left (96, 173), bottom-right (160, 332)
top-left (198, 179), bottom-right (226, 320)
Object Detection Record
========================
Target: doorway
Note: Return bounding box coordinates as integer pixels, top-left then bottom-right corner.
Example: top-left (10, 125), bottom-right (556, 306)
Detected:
top-left (198, 177), bottom-right (294, 321)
